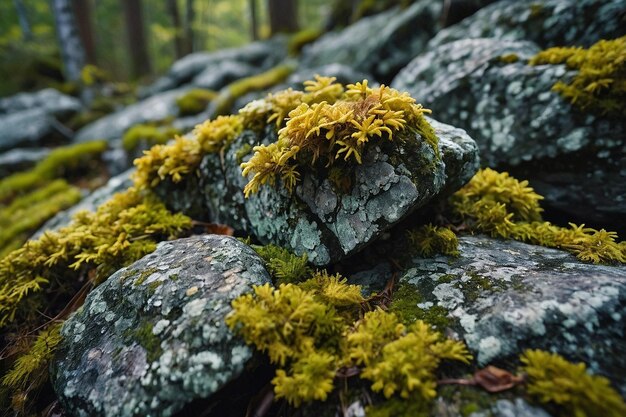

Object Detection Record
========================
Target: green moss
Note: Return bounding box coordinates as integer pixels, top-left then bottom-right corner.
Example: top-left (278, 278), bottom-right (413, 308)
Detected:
top-left (389, 281), bottom-right (452, 329)
top-left (451, 168), bottom-right (626, 264)
top-left (530, 36), bottom-right (626, 117)
top-left (0, 140), bottom-right (108, 202)
top-left (288, 29), bottom-right (323, 55)
top-left (212, 64), bottom-right (295, 116)
top-left (134, 267), bottom-right (159, 287)
top-left (521, 349), bottom-right (626, 417)
top-left (0, 180), bottom-right (82, 259)
top-left (250, 243), bottom-right (312, 285)
top-left (148, 280), bottom-right (163, 295)
top-left (499, 53), bottom-right (520, 64)
top-left (126, 322), bottom-right (163, 363)
top-left (407, 224), bottom-right (459, 258)
top-left (175, 88), bottom-right (217, 116)
top-left (122, 123), bottom-right (179, 151)
top-left (366, 396), bottom-right (429, 417)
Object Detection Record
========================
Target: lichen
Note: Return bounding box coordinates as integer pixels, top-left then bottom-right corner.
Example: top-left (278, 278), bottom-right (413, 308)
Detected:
top-left (529, 35), bottom-right (626, 117)
top-left (520, 349), bottom-right (626, 417)
top-left (451, 168), bottom-right (626, 264)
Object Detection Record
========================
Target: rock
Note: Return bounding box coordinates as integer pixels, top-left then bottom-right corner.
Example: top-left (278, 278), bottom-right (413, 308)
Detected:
top-left (0, 88), bottom-right (82, 117)
top-left (300, 0), bottom-right (442, 82)
top-left (397, 234), bottom-right (626, 395)
top-left (51, 235), bottom-right (271, 417)
top-left (33, 169), bottom-right (133, 237)
top-left (392, 38), bottom-right (626, 232)
top-left (156, 117), bottom-right (478, 267)
top-left (429, 0), bottom-right (626, 50)
top-left (140, 37), bottom-right (289, 98)
top-left (74, 87), bottom-right (192, 142)
top-left (0, 108), bottom-right (61, 152)
top-left (0, 147), bottom-right (51, 177)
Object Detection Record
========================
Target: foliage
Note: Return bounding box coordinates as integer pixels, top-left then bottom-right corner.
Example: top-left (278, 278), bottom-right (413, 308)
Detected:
top-left (250, 243), bottom-right (312, 284)
top-left (407, 224), bottom-right (459, 257)
top-left (0, 140), bottom-right (107, 202)
top-left (122, 123), bottom-right (179, 151)
top-left (520, 350), bottom-right (626, 417)
top-left (175, 88), bottom-right (217, 116)
top-left (241, 76), bottom-right (437, 197)
top-left (0, 180), bottom-right (81, 259)
top-left (195, 115), bottom-right (244, 153)
top-left (451, 168), bottom-right (626, 264)
top-left (227, 273), bottom-right (471, 408)
top-left (0, 187), bottom-right (191, 329)
top-left (530, 36), bottom-right (626, 117)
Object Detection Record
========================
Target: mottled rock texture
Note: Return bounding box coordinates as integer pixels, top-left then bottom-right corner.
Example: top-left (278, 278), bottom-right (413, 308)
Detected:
top-left (0, 108), bottom-right (58, 151)
top-left (0, 88), bottom-right (81, 116)
top-left (156, 118), bottom-right (478, 266)
top-left (51, 235), bottom-right (271, 417)
top-left (393, 38), bottom-right (626, 232)
top-left (300, 0), bottom-right (442, 82)
top-left (398, 235), bottom-right (626, 395)
top-left (429, 0), bottom-right (626, 50)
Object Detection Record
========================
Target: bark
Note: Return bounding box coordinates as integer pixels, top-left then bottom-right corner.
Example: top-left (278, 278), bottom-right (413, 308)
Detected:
top-left (72, 0), bottom-right (96, 64)
top-left (268, 0), bottom-right (298, 35)
top-left (249, 0), bottom-right (258, 40)
top-left (120, 0), bottom-right (151, 78)
top-left (166, 0), bottom-right (184, 59)
top-left (13, 0), bottom-right (32, 40)
top-left (50, 0), bottom-right (86, 82)
top-left (183, 0), bottom-right (194, 55)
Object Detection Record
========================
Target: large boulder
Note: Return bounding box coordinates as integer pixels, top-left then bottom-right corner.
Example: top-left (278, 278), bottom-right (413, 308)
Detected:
top-left (0, 108), bottom-right (60, 151)
top-left (392, 38), bottom-right (626, 232)
top-left (429, 0), bottom-right (626, 50)
top-left (397, 235), bottom-right (626, 395)
top-left (51, 235), bottom-right (271, 417)
top-left (0, 88), bottom-right (81, 117)
top-left (0, 147), bottom-right (50, 177)
top-left (300, 0), bottom-right (442, 82)
top-left (156, 117), bottom-right (479, 266)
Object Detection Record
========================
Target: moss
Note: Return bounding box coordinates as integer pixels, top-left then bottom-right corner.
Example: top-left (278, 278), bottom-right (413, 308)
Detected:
top-left (451, 168), bottom-right (626, 264)
top-left (250, 243), bottom-right (312, 285)
top-left (134, 267), bottom-right (159, 287)
top-left (126, 322), bottom-right (163, 363)
top-left (520, 349), bottom-right (626, 417)
top-left (122, 123), bottom-right (179, 151)
top-left (389, 281), bottom-right (452, 329)
top-left (235, 143), bottom-right (253, 164)
top-left (452, 272), bottom-right (509, 302)
top-left (0, 140), bottom-right (108, 202)
top-left (288, 29), bottom-right (323, 55)
top-left (499, 53), bottom-right (520, 64)
top-left (406, 224), bottom-right (459, 258)
top-left (212, 64), bottom-right (295, 116)
top-left (529, 36), bottom-right (626, 117)
top-left (0, 180), bottom-right (82, 259)
top-left (175, 88), bottom-right (217, 116)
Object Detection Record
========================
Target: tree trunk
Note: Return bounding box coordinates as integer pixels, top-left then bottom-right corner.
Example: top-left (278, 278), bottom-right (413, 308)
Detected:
top-left (249, 0), bottom-right (258, 40)
top-left (166, 0), bottom-right (184, 59)
top-left (183, 0), bottom-right (194, 55)
top-left (268, 0), bottom-right (298, 35)
top-left (120, 0), bottom-right (151, 78)
top-left (50, 0), bottom-right (86, 82)
top-left (72, 0), bottom-right (96, 64)
top-left (13, 0), bottom-right (32, 40)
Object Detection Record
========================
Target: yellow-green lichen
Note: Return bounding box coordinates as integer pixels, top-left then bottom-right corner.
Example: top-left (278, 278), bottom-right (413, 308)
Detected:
top-left (529, 36), bottom-right (626, 117)
top-left (241, 76), bottom-right (438, 197)
top-left (175, 88), bottom-right (217, 116)
top-left (125, 322), bottom-right (163, 363)
top-left (451, 168), bottom-right (626, 264)
top-left (520, 350), bottom-right (626, 417)
top-left (122, 123), bottom-right (179, 151)
top-left (388, 281), bottom-right (452, 329)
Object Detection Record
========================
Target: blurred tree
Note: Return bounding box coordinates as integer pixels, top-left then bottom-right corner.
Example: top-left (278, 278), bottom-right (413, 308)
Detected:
top-left (72, 0), bottom-right (96, 64)
top-left (121, 0), bottom-right (151, 78)
top-left (183, 0), bottom-right (194, 54)
top-left (249, 0), bottom-right (259, 40)
top-left (268, 0), bottom-right (299, 34)
top-left (166, 0), bottom-right (185, 58)
top-left (50, 0), bottom-right (86, 82)
top-left (12, 0), bottom-right (32, 40)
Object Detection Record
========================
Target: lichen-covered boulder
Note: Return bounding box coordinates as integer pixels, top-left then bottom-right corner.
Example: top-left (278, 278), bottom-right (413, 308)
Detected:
top-left (300, 0), bottom-right (442, 82)
top-left (392, 38), bottom-right (626, 231)
top-left (0, 147), bottom-right (50, 177)
top-left (0, 88), bottom-right (82, 117)
top-left (0, 108), bottom-right (59, 151)
top-left (397, 235), bottom-right (626, 394)
top-left (184, 117), bottom-right (478, 267)
top-left (429, 0), bottom-right (626, 50)
top-left (51, 235), bottom-right (271, 417)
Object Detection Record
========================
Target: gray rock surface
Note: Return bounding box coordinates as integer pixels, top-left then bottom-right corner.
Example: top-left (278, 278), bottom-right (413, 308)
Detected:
top-left (0, 88), bottom-right (82, 117)
top-left (429, 0), bottom-right (626, 50)
top-left (74, 87), bottom-right (192, 142)
top-left (300, 0), bottom-right (442, 82)
top-left (393, 38), bottom-right (626, 232)
top-left (0, 147), bottom-right (51, 177)
top-left (398, 234), bottom-right (626, 394)
top-left (51, 235), bottom-right (271, 417)
top-left (0, 108), bottom-right (59, 151)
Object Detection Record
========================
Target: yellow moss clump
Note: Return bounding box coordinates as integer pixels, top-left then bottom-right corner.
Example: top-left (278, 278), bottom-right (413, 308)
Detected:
top-left (407, 224), bottom-right (459, 257)
top-left (287, 29), bottom-right (323, 55)
top-left (194, 115), bottom-right (244, 153)
top-left (521, 350), bottom-right (626, 417)
top-left (241, 76), bottom-right (437, 197)
top-left (227, 272), bottom-right (470, 407)
top-left (530, 36), bottom-right (626, 117)
top-left (0, 187), bottom-right (191, 329)
top-left (451, 168), bottom-right (626, 264)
